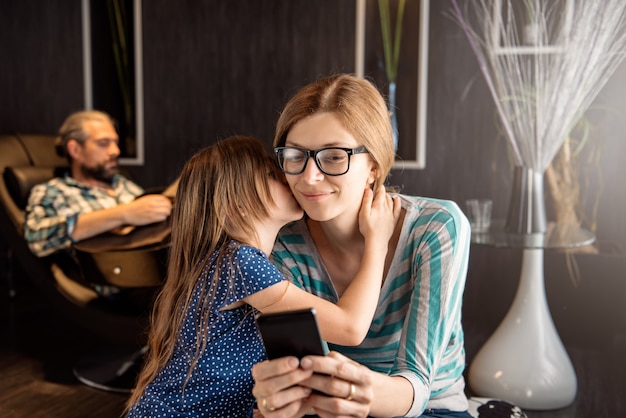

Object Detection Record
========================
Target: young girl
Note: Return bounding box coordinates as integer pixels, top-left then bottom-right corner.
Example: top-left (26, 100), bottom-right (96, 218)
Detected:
top-left (124, 135), bottom-right (400, 417)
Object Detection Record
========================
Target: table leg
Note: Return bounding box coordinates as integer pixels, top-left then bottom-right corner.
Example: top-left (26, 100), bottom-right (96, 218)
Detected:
top-left (468, 248), bottom-right (577, 410)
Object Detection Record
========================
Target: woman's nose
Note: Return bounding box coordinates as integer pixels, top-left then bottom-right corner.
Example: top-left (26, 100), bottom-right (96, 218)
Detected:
top-left (300, 156), bottom-right (324, 182)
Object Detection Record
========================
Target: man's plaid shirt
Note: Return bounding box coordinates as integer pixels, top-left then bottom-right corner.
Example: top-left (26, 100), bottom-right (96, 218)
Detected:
top-left (24, 174), bottom-right (144, 257)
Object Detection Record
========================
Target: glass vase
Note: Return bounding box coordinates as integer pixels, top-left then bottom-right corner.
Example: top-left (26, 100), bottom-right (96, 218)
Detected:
top-left (388, 81), bottom-right (398, 151)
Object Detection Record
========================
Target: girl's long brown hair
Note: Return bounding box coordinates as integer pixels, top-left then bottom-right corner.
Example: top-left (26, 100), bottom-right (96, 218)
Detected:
top-left (124, 136), bottom-right (281, 413)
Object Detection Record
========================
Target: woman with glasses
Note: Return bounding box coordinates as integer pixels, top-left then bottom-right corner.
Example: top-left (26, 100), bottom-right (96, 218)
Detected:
top-left (252, 74), bottom-right (473, 418)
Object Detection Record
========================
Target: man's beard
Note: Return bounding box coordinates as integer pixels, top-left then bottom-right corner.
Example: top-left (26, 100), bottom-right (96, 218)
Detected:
top-left (79, 162), bottom-right (119, 185)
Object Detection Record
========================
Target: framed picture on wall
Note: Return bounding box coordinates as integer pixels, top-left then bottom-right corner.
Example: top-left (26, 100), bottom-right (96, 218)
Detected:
top-left (82, 0), bottom-right (144, 165)
top-left (355, 0), bottom-right (429, 169)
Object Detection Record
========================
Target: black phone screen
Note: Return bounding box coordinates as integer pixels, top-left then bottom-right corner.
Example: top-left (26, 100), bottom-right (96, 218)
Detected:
top-left (255, 308), bottom-right (326, 359)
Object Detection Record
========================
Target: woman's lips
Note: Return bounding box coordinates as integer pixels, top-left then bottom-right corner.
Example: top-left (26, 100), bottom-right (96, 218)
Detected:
top-left (299, 190), bottom-right (332, 201)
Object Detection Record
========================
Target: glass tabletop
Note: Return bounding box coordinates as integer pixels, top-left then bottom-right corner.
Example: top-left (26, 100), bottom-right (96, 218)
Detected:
top-left (470, 219), bottom-right (596, 249)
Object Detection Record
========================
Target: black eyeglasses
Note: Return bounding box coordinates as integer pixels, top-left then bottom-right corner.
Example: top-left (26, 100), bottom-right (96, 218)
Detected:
top-left (274, 146), bottom-right (369, 176)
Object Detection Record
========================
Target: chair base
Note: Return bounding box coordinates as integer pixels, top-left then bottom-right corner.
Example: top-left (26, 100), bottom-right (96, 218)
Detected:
top-left (73, 345), bottom-right (147, 394)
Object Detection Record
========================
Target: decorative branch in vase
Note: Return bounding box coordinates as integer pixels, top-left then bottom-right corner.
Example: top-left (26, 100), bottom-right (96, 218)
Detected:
top-left (544, 118), bottom-right (602, 256)
top-left (378, 0), bottom-right (406, 151)
top-left (451, 0), bottom-right (626, 243)
top-left (451, 3), bottom-right (626, 407)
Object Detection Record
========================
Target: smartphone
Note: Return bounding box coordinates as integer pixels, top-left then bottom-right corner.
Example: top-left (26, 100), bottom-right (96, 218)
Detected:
top-left (255, 308), bottom-right (327, 359)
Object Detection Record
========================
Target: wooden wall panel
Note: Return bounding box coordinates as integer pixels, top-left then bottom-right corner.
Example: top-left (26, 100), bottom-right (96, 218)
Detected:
top-left (140, 0), bottom-right (356, 186)
top-left (0, 0), bottom-right (83, 133)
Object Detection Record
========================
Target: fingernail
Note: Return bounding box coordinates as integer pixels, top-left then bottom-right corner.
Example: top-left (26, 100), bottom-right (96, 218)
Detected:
top-left (288, 357), bottom-right (299, 368)
top-left (299, 357), bottom-right (313, 368)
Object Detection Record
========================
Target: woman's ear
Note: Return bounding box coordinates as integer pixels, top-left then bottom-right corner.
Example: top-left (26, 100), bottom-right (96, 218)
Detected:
top-left (367, 165), bottom-right (378, 188)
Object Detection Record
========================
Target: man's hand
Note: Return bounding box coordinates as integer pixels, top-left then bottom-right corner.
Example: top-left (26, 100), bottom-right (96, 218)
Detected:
top-left (122, 194), bottom-right (173, 226)
top-left (71, 194), bottom-right (173, 242)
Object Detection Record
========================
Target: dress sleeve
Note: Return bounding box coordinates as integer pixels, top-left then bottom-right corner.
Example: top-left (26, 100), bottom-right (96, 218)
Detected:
top-left (222, 246), bottom-right (286, 306)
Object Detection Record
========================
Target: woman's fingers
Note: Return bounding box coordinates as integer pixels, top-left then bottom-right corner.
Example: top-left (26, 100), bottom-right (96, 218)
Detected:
top-left (252, 357), bottom-right (315, 417)
top-left (296, 352), bottom-right (374, 417)
top-left (251, 356), bottom-right (298, 381)
top-left (252, 358), bottom-right (313, 397)
top-left (256, 385), bottom-right (312, 418)
top-left (303, 379), bottom-right (372, 417)
top-left (310, 393), bottom-right (371, 418)
top-left (303, 351), bottom-right (373, 391)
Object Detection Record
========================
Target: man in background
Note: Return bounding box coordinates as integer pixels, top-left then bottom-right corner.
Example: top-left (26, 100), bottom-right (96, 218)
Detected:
top-left (24, 110), bottom-right (172, 257)
top-left (24, 110), bottom-right (172, 298)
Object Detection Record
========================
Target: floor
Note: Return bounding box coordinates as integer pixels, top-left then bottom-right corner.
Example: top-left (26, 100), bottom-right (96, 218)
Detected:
top-left (1, 267), bottom-right (625, 418)
top-left (0, 274), bottom-right (128, 418)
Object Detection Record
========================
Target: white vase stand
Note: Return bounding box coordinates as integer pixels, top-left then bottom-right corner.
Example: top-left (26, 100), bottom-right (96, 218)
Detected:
top-left (468, 248), bottom-right (577, 410)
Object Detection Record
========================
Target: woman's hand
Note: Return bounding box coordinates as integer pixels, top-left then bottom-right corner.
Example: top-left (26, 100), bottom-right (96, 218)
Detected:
top-left (358, 184), bottom-right (401, 248)
top-left (252, 356), bottom-right (314, 417)
top-left (252, 352), bottom-right (374, 418)
top-left (298, 351), bottom-right (374, 418)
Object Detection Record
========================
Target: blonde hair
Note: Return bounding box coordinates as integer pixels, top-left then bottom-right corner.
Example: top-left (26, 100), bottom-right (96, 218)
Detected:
top-left (125, 135), bottom-right (282, 412)
top-left (274, 74), bottom-right (395, 190)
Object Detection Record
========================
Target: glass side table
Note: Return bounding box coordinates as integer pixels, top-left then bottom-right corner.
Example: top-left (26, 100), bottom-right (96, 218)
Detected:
top-left (468, 220), bottom-right (595, 410)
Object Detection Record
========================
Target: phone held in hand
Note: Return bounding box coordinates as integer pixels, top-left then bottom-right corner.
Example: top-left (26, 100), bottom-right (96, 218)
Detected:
top-left (255, 308), bottom-right (327, 359)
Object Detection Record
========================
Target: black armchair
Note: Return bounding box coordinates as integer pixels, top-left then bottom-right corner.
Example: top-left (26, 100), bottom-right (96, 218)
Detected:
top-left (0, 133), bottom-right (168, 393)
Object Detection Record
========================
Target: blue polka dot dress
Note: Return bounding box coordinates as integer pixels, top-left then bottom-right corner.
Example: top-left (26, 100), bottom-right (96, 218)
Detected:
top-left (126, 243), bottom-right (285, 418)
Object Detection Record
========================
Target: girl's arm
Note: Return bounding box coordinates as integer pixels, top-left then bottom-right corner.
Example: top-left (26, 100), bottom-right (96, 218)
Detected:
top-left (245, 186), bottom-right (401, 346)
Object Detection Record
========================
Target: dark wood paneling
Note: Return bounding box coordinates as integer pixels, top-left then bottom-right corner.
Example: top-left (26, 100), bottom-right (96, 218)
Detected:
top-left (0, 0), bottom-right (84, 132)
top-left (139, 0), bottom-right (357, 188)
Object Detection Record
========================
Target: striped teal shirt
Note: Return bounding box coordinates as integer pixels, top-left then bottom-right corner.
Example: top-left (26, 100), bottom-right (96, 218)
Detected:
top-left (271, 195), bottom-right (471, 416)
